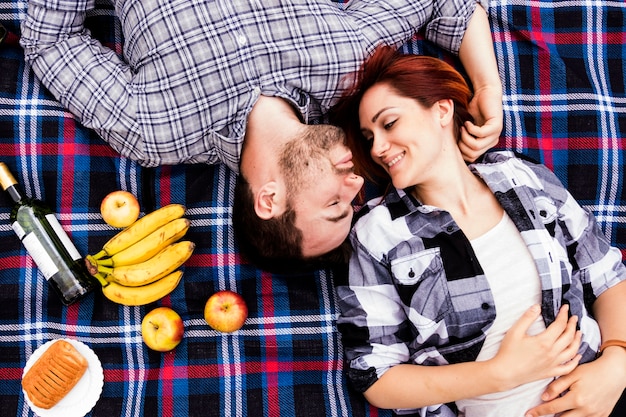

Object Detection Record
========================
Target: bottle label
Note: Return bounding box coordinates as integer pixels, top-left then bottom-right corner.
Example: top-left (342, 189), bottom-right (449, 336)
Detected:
top-left (21, 232), bottom-right (59, 280)
top-left (45, 214), bottom-right (83, 261)
top-left (12, 221), bottom-right (26, 240)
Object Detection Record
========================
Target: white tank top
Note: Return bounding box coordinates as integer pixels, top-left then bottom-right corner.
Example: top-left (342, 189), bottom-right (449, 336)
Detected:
top-left (455, 212), bottom-right (554, 417)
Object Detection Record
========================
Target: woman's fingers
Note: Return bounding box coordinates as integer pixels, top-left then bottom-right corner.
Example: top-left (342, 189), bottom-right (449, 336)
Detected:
top-left (542, 305), bottom-right (580, 352)
top-left (534, 305), bottom-right (582, 375)
top-left (459, 122), bottom-right (500, 162)
top-left (507, 304), bottom-right (542, 337)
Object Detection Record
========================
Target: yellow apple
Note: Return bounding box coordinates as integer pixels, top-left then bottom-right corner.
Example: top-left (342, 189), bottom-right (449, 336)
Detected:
top-left (100, 190), bottom-right (140, 228)
top-left (204, 290), bottom-right (248, 333)
top-left (141, 307), bottom-right (184, 352)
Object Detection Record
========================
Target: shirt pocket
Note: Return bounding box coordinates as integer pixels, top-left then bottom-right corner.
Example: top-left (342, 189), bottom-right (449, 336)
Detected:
top-left (390, 248), bottom-right (452, 324)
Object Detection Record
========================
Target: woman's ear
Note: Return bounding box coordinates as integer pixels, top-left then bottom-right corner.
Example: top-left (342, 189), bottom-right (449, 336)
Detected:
top-left (253, 181), bottom-right (283, 220)
top-left (437, 98), bottom-right (455, 126)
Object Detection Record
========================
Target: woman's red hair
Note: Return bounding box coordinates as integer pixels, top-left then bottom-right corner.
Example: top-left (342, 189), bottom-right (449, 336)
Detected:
top-left (331, 45), bottom-right (474, 184)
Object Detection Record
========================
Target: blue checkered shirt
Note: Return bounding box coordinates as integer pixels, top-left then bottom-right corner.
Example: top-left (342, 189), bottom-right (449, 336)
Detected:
top-left (20, 0), bottom-right (485, 173)
top-left (336, 151), bottom-right (626, 416)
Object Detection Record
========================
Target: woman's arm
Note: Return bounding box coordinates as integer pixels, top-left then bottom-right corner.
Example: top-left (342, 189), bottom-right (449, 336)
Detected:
top-left (526, 281), bottom-right (626, 417)
top-left (363, 305), bottom-right (581, 410)
top-left (594, 280), bottom-right (626, 358)
top-left (457, 3), bottom-right (503, 161)
top-left (520, 174), bottom-right (626, 417)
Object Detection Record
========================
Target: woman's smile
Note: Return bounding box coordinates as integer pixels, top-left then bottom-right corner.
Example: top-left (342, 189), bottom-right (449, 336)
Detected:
top-left (385, 151), bottom-right (405, 168)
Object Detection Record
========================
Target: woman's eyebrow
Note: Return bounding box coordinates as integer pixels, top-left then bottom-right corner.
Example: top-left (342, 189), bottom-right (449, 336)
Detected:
top-left (371, 107), bottom-right (394, 123)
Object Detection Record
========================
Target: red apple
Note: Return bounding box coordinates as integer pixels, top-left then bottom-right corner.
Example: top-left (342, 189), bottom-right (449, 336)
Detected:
top-left (100, 190), bottom-right (140, 228)
top-left (141, 307), bottom-right (184, 352)
top-left (204, 290), bottom-right (248, 333)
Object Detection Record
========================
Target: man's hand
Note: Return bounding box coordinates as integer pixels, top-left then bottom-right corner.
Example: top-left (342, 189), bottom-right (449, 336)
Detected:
top-left (459, 83), bottom-right (503, 162)
top-left (525, 347), bottom-right (626, 417)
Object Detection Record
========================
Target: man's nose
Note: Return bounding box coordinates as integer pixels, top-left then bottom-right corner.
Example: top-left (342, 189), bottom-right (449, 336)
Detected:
top-left (345, 173), bottom-right (364, 191)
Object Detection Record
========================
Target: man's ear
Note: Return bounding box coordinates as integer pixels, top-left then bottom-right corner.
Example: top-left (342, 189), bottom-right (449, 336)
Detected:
top-left (253, 181), bottom-right (283, 220)
top-left (437, 98), bottom-right (455, 126)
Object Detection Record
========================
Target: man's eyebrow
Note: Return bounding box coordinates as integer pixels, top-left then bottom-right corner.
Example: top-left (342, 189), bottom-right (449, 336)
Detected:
top-left (325, 208), bottom-right (351, 223)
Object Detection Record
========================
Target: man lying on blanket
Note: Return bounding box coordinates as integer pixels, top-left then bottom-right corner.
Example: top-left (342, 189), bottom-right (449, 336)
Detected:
top-left (21, 0), bottom-right (502, 272)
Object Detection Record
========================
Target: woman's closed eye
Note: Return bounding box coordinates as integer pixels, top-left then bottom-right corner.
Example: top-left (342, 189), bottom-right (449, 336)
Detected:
top-left (383, 119), bottom-right (397, 130)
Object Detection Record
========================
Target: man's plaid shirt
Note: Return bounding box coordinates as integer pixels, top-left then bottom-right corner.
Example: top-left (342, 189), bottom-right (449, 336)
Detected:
top-left (20, 0), bottom-right (484, 173)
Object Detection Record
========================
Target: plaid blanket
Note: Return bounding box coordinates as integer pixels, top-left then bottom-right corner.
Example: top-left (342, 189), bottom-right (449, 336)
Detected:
top-left (0, 0), bottom-right (624, 416)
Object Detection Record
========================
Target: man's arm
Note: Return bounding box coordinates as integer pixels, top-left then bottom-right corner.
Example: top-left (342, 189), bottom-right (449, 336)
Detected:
top-left (20, 0), bottom-right (145, 163)
top-left (361, 305), bottom-right (580, 410)
top-left (457, 3), bottom-right (503, 161)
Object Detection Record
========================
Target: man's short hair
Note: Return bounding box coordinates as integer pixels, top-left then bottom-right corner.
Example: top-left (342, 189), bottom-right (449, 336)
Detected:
top-left (232, 174), bottom-right (349, 274)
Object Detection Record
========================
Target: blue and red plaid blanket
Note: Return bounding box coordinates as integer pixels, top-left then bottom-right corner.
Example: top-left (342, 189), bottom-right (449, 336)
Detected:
top-left (0, 0), bottom-right (624, 416)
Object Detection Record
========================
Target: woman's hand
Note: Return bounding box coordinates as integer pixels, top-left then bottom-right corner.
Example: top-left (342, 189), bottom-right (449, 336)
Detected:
top-left (457, 3), bottom-right (503, 163)
top-left (524, 345), bottom-right (626, 417)
top-left (488, 304), bottom-right (582, 391)
top-left (459, 83), bottom-right (503, 162)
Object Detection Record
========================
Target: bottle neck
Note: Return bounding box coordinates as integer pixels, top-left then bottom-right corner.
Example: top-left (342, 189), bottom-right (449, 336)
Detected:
top-left (0, 163), bottom-right (23, 203)
top-left (4, 184), bottom-right (23, 204)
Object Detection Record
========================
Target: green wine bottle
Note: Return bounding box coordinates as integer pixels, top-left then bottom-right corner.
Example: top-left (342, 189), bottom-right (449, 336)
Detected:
top-left (0, 162), bottom-right (98, 305)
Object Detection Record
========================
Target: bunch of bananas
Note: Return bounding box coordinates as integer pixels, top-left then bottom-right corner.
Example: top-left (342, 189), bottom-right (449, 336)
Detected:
top-left (86, 204), bottom-right (195, 306)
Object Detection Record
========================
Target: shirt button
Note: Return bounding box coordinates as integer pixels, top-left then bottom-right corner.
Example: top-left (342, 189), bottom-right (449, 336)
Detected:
top-left (237, 35), bottom-right (247, 46)
top-left (298, 93), bottom-right (307, 106)
top-left (446, 226), bottom-right (455, 233)
top-left (252, 86), bottom-right (261, 95)
top-left (481, 303), bottom-right (490, 310)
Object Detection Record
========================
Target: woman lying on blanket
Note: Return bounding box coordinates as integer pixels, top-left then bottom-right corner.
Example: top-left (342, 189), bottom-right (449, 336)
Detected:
top-left (331, 45), bottom-right (626, 417)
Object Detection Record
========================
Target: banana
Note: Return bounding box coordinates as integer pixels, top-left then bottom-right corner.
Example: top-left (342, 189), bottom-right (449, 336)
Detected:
top-left (94, 218), bottom-right (190, 267)
top-left (102, 270), bottom-right (184, 306)
top-left (92, 204), bottom-right (186, 259)
top-left (106, 241), bottom-right (195, 287)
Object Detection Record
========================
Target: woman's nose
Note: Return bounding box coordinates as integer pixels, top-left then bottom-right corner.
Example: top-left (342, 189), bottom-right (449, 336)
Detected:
top-left (370, 135), bottom-right (389, 158)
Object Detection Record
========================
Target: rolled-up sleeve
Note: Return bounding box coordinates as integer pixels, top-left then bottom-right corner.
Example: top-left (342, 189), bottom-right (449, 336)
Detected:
top-left (343, 0), bottom-right (488, 55)
top-left (336, 235), bottom-right (412, 393)
top-left (425, 0), bottom-right (489, 53)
